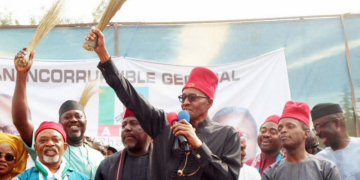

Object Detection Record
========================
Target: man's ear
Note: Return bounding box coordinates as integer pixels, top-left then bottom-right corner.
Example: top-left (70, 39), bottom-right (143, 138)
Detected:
top-left (207, 99), bottom-right (214, 107)
top-left (304, 129), bottom-right (310, 139)
top-left (34, 143), bottom-right (38, 152)
top-left (334, 118), bottom-right (341, 128)
top-left (64, 142), bottom-right (68, 151)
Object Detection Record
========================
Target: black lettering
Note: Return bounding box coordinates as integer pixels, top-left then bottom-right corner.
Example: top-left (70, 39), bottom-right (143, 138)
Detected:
top-left (4, 68), bottom-right (14, 81)
top-left (220, 71), bottom-right (230, 83)
top-left (147, 72), bottom-right (155, 83)
top-left (88, 70), bottom-right (99, 81)
top-left (76, 70), bottom-right (86, 83)
top-left (51, 69), bottom-right (62, 83)
top-left (232, 70), bottom-right (240, 81)
top-left (64, 70), bottom-right (74, 83)
top-left (28, 69), bottom-right (37, 82)
top-left (138, 71), bottom-right (145, 83)
top-left (174, 74), bottom-right (183, 85)
top-left (184, 75), bottom-right (189, 84)
top-left (162, 73), bottom-right (172, 85)
top-left (126, 71), bottom-right (136, 83)
top-left (39, 69), bottom-right (50, 82)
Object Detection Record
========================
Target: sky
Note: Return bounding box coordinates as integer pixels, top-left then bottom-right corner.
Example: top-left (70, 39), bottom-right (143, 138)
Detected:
top-left (0, 0), bottom-right (359, 25)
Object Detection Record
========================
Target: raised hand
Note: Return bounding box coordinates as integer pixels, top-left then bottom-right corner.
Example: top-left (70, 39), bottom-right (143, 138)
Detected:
top-left (14, 47), bottom-right (34, 73)
top-left (85, 27), bottom-right (110, 63)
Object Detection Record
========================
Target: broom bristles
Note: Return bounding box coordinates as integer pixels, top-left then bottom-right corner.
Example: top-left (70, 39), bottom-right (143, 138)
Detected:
top-left (97, 0), bottom-right (127, 31)
top-left (79, 79), bottom-right (103, 108)
top-left (27, 0), bottom-right (65, 52)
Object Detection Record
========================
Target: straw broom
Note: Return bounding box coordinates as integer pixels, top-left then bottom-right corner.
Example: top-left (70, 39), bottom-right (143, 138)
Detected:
top-left (79, 79), bottom-right (103, 108)
top-left (15, 0), bottom-right (65, 66)
top-left (83, 0), bottom-right (127, 51)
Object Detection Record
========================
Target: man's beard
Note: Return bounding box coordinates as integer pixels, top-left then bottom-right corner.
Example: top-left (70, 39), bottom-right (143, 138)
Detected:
top-left (43, 146), bottom-right (60, 163)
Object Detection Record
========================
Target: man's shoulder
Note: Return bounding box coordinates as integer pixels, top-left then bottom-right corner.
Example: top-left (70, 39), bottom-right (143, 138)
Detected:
top-left (209, 120), bottom-right (237, 133)
top-left (267, 158), bottom-right (287, 169)
top-left (13, 167), bottom-right (38, 179)
top-left (102, 150), bottom-right (123, 164)
top-left (307, 154), bottom-right (337, 168)
top-left (67, 168), bottom-right (90, 180)
top-left (98, 150), bottom-right (124, 170)
top-left (349, 137), bottom-right (360, 145)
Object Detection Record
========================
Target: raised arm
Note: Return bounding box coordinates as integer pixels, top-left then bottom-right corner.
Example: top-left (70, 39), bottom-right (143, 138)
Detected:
top-left (86, 28), bottom-right (167, 138)
top-left (12, 48), bottom-right (35, 147)
top-left (85, 28), bottom-right (110, 63)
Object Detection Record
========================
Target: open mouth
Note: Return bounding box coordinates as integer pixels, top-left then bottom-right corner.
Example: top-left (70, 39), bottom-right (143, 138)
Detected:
top-left (45, 149), bottom-right (58, 156)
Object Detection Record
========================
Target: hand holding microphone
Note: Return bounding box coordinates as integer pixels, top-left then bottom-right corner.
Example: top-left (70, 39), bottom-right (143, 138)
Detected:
top-left (169, 110), bottom-right (203, 150)
top-left (167, 112), bottom-right (188, 145)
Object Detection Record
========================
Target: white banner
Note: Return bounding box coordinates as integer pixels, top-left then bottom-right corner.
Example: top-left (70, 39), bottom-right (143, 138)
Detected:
top-left (0, 48), bottom-right (290, 159)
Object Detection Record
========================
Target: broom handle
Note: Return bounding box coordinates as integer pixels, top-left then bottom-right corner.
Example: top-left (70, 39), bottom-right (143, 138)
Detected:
top-left (14, 49), bottom-right (30, 66)
top-left (83, 27), bottom-right (98, 51)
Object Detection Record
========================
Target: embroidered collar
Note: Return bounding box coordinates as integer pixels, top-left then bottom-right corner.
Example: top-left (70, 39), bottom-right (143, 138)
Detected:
top-left (35, 157), bottom-right (70, 179)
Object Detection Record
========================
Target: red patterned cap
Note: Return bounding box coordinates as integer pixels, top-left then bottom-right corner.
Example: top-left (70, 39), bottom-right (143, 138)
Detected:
top-left (279, 101), bottom-right (310, 127)
top-left (35, 121), bottom-right (67, 141)
top-left (182, 67), bottom-right (218, 99)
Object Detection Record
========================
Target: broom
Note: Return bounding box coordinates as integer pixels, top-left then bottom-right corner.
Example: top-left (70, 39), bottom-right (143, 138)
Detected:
top-left (83, 0), bottom-right (127, 51)
top-left (79, 79), bottom-right (103, 108)
top-left (14, 0), bottom-right (65, 66)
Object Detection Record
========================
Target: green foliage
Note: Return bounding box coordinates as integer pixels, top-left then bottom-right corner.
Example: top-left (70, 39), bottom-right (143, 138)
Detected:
top-left (92, 0), bottom-right (110, 23)
top-left (0, 11), bottom-right (13, 25)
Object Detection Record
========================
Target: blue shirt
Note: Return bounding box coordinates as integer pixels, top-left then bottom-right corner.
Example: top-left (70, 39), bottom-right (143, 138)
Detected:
top-left (13, 167), bottom-right (88, 180)
top-left (316, 137), bottom-right (360, 180)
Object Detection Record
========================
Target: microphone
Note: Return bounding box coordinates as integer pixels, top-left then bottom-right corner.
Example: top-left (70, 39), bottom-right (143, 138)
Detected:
top-left (178, 110), bottom-right (190, 123)
top-left (167, 112), bottom-right (188, 145)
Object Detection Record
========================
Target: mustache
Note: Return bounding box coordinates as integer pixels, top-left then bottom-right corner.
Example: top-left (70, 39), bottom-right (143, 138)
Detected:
top-left (43, 146), bottom-right (59, 154)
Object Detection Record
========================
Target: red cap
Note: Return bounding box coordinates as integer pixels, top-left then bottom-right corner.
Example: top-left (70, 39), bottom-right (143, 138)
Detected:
top-left (182, 67), bottom-right (218, 99)
top-left (123, 108), bottom-right (135, 119)
top-left (279, 101), bottom-right (310, 127)
top-left (35, 121), bottom-right (67, 142)
top-left (261, 115), bottom-right (280, 127)
top-left (239, 132), bottom-right (244, 137)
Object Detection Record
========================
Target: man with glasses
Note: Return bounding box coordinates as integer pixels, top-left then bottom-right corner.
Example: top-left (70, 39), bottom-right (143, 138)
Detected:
top-left (305, 129), bottom-right (322, 155)
top-left (86, 28), bottom-right (241, 180)
top-left (262, 101), bottom-right (340, 180)
top-left (311, 103), bottom-right (360, 180)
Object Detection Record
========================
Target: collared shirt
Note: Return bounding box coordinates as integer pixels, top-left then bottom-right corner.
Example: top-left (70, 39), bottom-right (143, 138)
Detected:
top-left (24, 126), bottom-right (104, 180)
top-left (262, 154), bottom-right (341, 180)
top-left (316, 137), bottom-right (360, 180)
top-left (12, 167), bottom-right (88, 180)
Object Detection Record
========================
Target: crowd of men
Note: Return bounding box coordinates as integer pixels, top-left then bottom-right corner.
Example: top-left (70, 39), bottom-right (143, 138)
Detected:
top-left (0, 27), bottom-right (359, 180)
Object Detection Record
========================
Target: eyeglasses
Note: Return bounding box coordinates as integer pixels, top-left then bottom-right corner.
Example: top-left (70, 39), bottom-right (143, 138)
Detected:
top-left (0, 153), bottom-right (16, 161)
top-left (305, 141), bottom-right (319, 150)
top-left (178, 94), bottom-right (209, 103)
top-left (314, 119), bottom-right (336, 133)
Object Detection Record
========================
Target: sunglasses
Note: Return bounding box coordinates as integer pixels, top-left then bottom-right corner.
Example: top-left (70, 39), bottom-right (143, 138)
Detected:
top-left (0, 153), bottom-right (16, 162)
top-left (178, 94), bottom-right (209, 103)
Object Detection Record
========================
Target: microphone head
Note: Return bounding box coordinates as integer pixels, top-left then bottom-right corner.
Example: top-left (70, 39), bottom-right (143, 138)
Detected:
top-left (178, 110), bottom-right (190, 122)
top-left (167, 112), bottom-right (178, 125)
